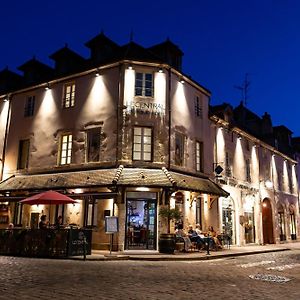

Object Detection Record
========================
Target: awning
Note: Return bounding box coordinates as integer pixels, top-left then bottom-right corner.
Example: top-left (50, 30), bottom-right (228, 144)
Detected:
top-left (0, 167), bottom-right (228, 197)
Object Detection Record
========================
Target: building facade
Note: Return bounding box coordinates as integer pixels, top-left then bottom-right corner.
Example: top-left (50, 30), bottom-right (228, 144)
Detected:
top-left (0, 33), bottom-right (227, 251)
top-left (210, 103), bottom-right (299, 246)
top-left (0, 33), bottom-right (298, 251)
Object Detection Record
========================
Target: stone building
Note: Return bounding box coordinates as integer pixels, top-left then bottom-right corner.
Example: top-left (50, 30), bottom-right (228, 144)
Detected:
top-left (210, 102), bottom-right (299, 246)
top-left (0, 33), bottom-right (227, 251)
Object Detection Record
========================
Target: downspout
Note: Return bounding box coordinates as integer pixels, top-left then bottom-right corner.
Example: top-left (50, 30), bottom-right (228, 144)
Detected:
top-left (116, 63), bottom-right (124, 166)
top-left (167, 68), bottom-right (171, 169)
top-left (1, 96), bottom-right (12, 181)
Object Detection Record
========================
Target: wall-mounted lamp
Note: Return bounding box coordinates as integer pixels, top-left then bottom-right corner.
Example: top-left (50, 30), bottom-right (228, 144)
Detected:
top-left (45, 83), bottom-right (50, 91)
top-left (128, 64), bottom-right (133, 70)
top-left (158, 67), bottom-right (163, 73)
top-left (95, 69), bottom-right (100, 77)
top-left (3, 94), bottom-right (10, 102)
top-left (238, 135), bottom-right (242, 140)
top-left (272, 154), bottom-right (275, 158)
top-left (180, 78), bottom-right (185, 84)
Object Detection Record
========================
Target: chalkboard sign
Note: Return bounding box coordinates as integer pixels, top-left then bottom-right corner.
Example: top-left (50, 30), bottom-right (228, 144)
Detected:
top-left (105, 216), bottom-right (119, 234)
top-left (67, 229), bottom-right (92, 256)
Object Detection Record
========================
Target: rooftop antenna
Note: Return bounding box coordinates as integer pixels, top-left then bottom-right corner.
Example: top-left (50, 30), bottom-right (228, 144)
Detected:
top-left (234, 73), bottom-right (250, 106)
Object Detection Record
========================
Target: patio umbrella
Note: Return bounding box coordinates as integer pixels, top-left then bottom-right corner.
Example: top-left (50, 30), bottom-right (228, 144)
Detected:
top-left (20, 190), bottom-right (77, 224)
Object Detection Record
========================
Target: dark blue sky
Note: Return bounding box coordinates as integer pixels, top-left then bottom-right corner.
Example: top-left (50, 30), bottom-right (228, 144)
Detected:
top-left (1, 0), bottom-right (299, 135)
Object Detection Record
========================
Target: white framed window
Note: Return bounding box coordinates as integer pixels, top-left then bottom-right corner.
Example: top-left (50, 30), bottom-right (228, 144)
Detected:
top-left (63, 82), bottom-right (75, 108)
top-left (59, 134), bottom-right (72, 165)
top-left (135, 73), bottom-right (153, 97)
top-left (195, 96), bottom-right (202, 118)
top-left (133, 127), bottom-right (152, 161)
top-left (86, 128), bottom-right (101, 162)
top-left (24, 95), bottom-right (35, 117)
top-left (196, 141), bottom-right (204, 172)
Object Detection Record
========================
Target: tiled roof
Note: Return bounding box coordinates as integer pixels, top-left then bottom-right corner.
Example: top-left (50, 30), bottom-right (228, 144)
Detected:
top-left (0, 168), bottom-right (228, 197)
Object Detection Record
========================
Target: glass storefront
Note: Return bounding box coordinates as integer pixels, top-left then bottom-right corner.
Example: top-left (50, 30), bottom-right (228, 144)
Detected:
top-left (125, 192), bottom-right (157, 250)
top-left (244, 196), bottom-right (255, 244)
top-left (221, 197), bottom-right (235, 245)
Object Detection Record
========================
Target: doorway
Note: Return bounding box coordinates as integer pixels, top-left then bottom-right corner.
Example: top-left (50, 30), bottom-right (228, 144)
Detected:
top-left (262, 198), bottom-right (274, 244)
top-left (125, 193), bottom-right (157, 250)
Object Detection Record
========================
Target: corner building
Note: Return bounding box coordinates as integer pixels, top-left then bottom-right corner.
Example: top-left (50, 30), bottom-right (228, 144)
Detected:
top-left (0, 33), bottom-right (227, 251)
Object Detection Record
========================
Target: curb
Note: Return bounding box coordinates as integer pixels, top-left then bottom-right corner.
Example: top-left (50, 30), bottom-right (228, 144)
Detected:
top-left (68, 248), bottom-right (291, 262)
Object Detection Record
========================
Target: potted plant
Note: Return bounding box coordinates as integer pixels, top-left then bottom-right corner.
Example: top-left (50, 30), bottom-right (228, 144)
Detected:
top-left (158, 206), bottom-right (181, 253)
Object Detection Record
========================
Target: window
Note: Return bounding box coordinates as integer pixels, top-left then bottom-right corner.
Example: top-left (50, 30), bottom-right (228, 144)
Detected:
top-left (59, 134), bottom-right (72, 165)
top-left (17, 139), bottom-right (30, 169)
top-left (135, 73), bottom-right (153, 97)
top-left (194, 96), bottom-right (202, 118)
top-left (87, 128), bottom-right (101, 162)
top-left (196, 141), bottom-right (204, 172)
top-left (133, 127), bottom-right (152, 161)
top-left (63, 82), bottom-right (75, 108)
top-left (175, 133), bottom-right (185, 166)
top-left (24, 95), bottom-right (35, 117)
top-left (13, 202), bottom-right (23, 226)
top-left (84, 197), bottom-right (98, 227)
top-left (245, 159), bottom-right (251, 182)
top-left (225, 152), bottom-right (232, 177)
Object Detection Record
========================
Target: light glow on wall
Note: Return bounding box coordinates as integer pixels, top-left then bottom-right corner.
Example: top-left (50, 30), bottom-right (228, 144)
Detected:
top-left (216, 127), bottom-right (225, 164)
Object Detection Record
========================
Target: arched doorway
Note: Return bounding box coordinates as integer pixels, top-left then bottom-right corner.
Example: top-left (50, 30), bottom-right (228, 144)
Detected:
top-left (277, 203), bottom-right (286, 241)
top-left (262, 198), bottom-right (274, 244)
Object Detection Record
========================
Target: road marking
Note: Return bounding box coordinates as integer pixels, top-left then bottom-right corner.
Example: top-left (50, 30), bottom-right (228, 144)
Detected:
top-left (267, 263), bottom-right (300, 271)
top-left (238, 260), bottom-right (275, 268)
top-left (249, 274), bottom-right (291, 283)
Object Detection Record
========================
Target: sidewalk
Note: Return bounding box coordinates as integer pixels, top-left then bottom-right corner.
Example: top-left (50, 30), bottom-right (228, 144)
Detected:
top-left (70, 241), bottom-right (300, 261)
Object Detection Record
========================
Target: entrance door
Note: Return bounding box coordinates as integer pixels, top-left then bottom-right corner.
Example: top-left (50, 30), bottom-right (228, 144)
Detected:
top-left (262, 199), bottom-right (274, 244)
top-left (126, 199), bottom-right (157, 250)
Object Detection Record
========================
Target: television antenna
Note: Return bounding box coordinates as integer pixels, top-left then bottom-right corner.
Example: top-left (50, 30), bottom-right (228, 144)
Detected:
top-left (234, 73), bottom-right (250, 106)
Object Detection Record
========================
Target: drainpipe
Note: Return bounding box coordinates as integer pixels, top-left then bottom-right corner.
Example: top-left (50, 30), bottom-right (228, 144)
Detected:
top-left (116, 63), bottom-right (123, 166)
top-left (1, 96), bottom-right (12, 181)
top-left (167, 68), bottom-right (171, 170)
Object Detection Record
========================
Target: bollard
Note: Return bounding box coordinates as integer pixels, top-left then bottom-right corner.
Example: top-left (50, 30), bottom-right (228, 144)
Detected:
top-left (206, 233), bottom-right (210, 255)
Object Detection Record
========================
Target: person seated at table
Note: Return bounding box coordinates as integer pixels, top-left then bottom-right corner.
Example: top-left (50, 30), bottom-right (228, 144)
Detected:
top-left (187, 224), bottom-right (205, 250)
top-left (175, 223), bottom-right (192, 252)
top-left (195, 224), bottom-right (205, 238)
top-left (207, 225), bottom-right (222, 249)
top-left (39, 215), bottom-right (48, 229)
top-left (55, 215), bottom-right (64, 229)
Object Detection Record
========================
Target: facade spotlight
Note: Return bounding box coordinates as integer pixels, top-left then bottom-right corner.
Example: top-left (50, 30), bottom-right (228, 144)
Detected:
top-left (238, 135), bottom-right (242, 140)
top-left (45, 83), bottom-right (50, 91)
top-left (128, 64), bottom-right (133, 70)
top-left (158, 67), bottom-right (163, 73)
top-left (180, 78), bottom-right (185, 84)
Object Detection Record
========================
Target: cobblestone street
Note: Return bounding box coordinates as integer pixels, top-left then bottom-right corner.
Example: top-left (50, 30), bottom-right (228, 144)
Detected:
top-left (1, 250), bottom-right (300, 300)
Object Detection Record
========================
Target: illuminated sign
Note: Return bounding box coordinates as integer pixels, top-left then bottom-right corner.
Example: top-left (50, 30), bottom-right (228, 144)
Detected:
top-left (126, 101), bottom-right (165, 115)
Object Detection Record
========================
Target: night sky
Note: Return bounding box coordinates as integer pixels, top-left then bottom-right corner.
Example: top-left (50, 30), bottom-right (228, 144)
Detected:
top-left (1, 0), bottom-right (299, 135)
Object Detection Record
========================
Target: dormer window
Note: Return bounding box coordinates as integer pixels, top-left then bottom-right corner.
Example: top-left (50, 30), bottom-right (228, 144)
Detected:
top-left (63, 82), bottom-right (75, 108)
top-left (135, 73), bottom-right (153, 97)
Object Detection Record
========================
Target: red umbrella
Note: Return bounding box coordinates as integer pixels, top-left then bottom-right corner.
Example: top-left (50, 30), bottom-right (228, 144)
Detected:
top-left (20, 190), bottom-right (78, 225)
top-left (20, 190), bottom-right (77, 205)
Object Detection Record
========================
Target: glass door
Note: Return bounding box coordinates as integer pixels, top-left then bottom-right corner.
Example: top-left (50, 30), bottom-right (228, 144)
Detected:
top-left (126, 199), bottom-right (157, 250)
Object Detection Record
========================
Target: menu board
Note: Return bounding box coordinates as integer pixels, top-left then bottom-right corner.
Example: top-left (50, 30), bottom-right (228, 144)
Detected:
top-left (105, 216), bottom-right (119, 234)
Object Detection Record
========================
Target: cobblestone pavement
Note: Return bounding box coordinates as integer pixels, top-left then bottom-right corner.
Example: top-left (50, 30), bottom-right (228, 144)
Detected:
top-left (1, 250), bottom-right (300, 300)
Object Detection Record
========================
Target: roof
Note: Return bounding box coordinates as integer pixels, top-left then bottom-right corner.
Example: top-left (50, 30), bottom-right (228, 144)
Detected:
top-left (0, 167), bottom-right (228, 197)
